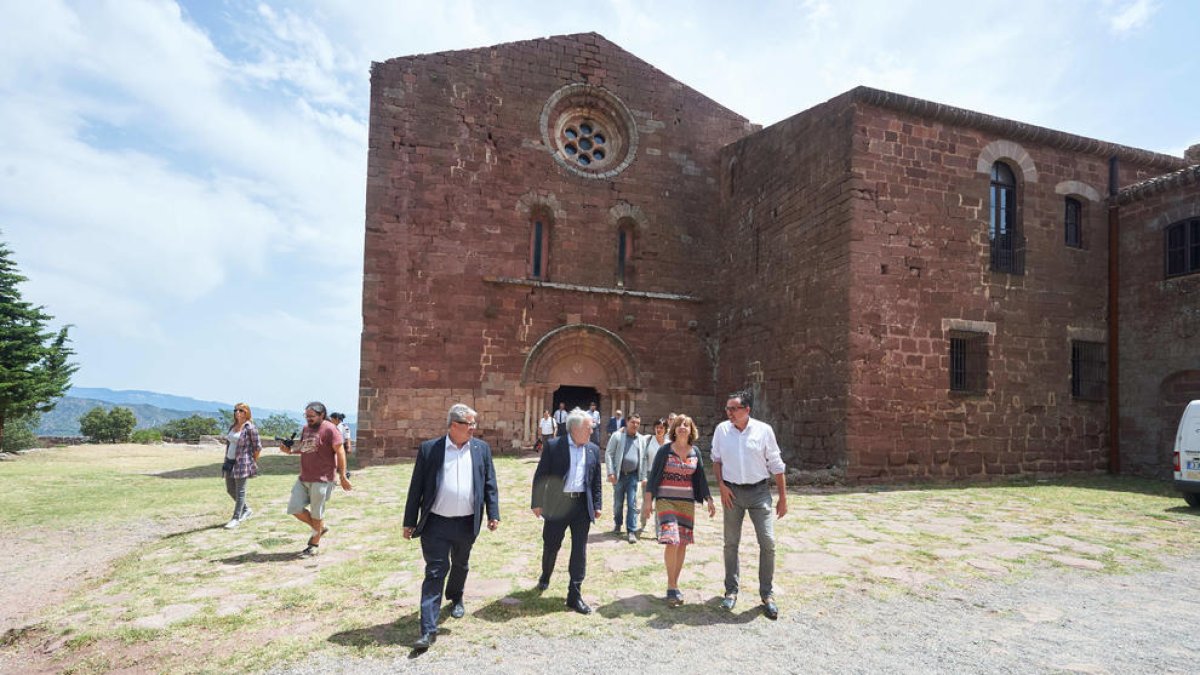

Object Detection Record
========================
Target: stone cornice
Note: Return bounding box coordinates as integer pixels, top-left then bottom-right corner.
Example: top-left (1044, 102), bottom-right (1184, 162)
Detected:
top-left (483, 276), bottom-right (702, 302)
top-left (1114, 164), bottom-right (1200, 206)
top-left (850, 86), bottom-right (1187, 171)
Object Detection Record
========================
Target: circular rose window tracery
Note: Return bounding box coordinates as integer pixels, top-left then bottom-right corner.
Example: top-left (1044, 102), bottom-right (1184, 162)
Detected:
top-left (540, 84), bottom-right (637, 179)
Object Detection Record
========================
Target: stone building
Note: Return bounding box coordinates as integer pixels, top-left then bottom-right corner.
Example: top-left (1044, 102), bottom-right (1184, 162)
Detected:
top-left (357, 32), bottom-right (1199, 481)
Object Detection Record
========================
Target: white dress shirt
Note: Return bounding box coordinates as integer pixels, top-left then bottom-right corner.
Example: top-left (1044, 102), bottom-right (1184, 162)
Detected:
top-left (539, 417), bottom-right (556, 435)
top-left (711, 417), bottom-right (786, 484)
top-left (564, 438), bottom-right (588, 492)
top-left (431, 436), bottom-right (474, 517)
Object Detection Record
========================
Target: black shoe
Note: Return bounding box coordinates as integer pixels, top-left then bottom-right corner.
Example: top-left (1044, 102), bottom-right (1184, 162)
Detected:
top-left (610, 526), bottom-right (622, 534)
top-left (565, 598), bottom-right (592, 615)
top-left (413, 632), bottom-right (437, 651)
top-left (535, 579), bottom-right (549, 592)
top-left (450, 601), bottom-right (465, 619)
top-left (762, 597), bottom-right (779, 620)
top-left (721, 593), bottom-right (737, 610)
top-left (299, 544), bottom-right (317, 558)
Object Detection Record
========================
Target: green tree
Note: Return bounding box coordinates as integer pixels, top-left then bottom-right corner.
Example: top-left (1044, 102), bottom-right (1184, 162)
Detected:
top-left (158, 414), bottom-right (221, 441)
top-left (256, 413), bottom-right (302, 438)
top-left (1, 413), bottom-right (39, 452)
top-left (78, 405), bottom-right (137, 443)
top-left (0, 239), bottom-right (77, 450)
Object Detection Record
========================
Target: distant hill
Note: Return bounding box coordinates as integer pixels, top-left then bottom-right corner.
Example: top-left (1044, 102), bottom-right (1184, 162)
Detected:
top-left (42, 388), bottom-right (355, 437)
top-left (37, 397), bottom-right (220, 436)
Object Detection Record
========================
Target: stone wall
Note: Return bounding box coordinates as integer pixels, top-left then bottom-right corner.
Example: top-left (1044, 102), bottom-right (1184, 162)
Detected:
top-left (358, 33), bottom-right (754, 458)
top-left (843, 93), bottom-right (1184, 481)
top-left (1115, 166), bottom-right (1200, 476)
top-left (713, 92), bottom-right (857, 470)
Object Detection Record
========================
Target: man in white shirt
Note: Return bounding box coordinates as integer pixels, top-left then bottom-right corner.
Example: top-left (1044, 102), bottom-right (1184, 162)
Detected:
top-left (537, 410), bottom-right (555, 451)
top-left (554, 403), bottom-right (569, 437)
top-left (711, 389), bottom-right (787, 620)
top-left (402, 404), bottom-right (500, 650)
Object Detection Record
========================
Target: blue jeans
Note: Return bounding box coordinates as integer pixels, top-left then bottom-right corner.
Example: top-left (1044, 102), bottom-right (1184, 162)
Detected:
top-left (613, 472), bottom-right (639, 532)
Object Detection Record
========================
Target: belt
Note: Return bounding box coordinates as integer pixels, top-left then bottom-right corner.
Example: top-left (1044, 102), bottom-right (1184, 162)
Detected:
top-left (619, 470), bottom-right (637, 477)
top-left (723, 479), bottom-right (768, 488)
top-left (563, 491), bottom-right (585, 499)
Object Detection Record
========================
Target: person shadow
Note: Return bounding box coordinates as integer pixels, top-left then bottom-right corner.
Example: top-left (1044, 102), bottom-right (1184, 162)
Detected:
top-left (327, 610), bottom-right (452, 660)
top-left (471, 587), bottom-right (585, 623)
top-left (596, 593), bottom-right (762, 627)
top-left (214, 551), bottom-right (305, 564)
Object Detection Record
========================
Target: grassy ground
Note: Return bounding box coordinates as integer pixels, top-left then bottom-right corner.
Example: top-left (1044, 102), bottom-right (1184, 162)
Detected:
top-left (1, 444), bottom-right (1198, 673)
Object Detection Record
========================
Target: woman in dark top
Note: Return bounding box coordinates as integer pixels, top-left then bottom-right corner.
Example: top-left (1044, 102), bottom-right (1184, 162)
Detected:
top-left (644, 414), bottom-right (715, 606)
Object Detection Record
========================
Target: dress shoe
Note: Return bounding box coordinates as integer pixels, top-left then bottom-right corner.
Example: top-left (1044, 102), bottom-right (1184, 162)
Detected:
top-left (413, 632), bottom-right (437, 650)
top-left (450, 601), bottom-right (465, 619)
top-left (610, 526), bottom-right (622, 534)
top-left (565, 598), bottom-right (592, 615)
top-left (535, 579), bottom-right (549, 591)
top-left (721, 593), bottom-right (737, 610)
top-left (762, 597), bottom-right (779, 620)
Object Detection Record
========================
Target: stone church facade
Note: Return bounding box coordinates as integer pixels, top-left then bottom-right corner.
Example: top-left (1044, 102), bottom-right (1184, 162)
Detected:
top-left (357, 32), bottom-right (1199, 481)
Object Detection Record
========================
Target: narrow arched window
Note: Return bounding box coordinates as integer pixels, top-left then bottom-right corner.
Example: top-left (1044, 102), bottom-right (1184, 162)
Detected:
top-left (528, 212), bottom-right (551, 280)
top-left (989, 162), bottom-right (1023, 274)
top-left (1064, 197), bottom-right (1083, 248)
top-left (616, 219), bottom-right (635, 287)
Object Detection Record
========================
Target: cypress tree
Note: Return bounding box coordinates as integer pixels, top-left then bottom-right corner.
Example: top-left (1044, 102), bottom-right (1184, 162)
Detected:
top-left (0, 238), bottom-right (78, 449)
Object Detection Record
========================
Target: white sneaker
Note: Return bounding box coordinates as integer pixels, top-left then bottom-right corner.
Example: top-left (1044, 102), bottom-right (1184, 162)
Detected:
top-left (223, 518), bottom-right (241, 529)
top-left (239, 506), bottom-right (253, 521)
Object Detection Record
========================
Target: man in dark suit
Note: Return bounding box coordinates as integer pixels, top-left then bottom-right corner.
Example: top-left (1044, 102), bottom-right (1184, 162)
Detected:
top-left (531, 408), bottom-right (603, 614)
top-left (403, 404), bottom-right (500, 651)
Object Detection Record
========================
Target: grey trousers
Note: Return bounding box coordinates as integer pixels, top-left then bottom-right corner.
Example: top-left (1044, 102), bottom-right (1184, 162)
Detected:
top-left (722, 480), bottom-right (776, 599)
top-left (224, 475), bottom-right (249, 519)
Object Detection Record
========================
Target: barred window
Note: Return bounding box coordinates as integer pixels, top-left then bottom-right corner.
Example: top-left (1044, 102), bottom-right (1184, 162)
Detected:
top-left (1064, 197), bottom-right (1083, 248)
top-left (1165, 218), bottom-right (1200, 277)
top-left (949, 331), bottom-right (988, 393)
top-left (1071, 341), bottom-right (1107, 400)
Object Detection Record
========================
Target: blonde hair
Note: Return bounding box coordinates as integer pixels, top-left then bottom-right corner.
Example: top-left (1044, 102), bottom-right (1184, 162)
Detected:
top-left (232, 403), bottom-right (253, 428)
top-left (669, 414), bottom-right (698, 445)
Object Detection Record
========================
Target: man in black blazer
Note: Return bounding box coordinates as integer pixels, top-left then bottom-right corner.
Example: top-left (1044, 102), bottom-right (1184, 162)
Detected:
top-left (403, 404), bottom-right (500, 651)
top-left (531, 408), bottom-right (603, 614)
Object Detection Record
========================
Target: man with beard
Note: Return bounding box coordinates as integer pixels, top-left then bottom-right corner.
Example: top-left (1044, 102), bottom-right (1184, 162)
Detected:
top-left (279, 401), bottom-right (352, 557)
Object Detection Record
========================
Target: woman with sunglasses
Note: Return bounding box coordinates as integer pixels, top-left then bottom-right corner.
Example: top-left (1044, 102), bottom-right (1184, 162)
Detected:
top-left (219, 403), bottom-right (262, 529)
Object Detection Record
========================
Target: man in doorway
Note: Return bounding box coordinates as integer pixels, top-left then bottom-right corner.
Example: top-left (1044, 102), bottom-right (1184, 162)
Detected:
top-left (605, 409), bottom-right (624, 446)
top-left (278, 402), bottom-right (352, 557)
top-left (537, 410), bottom-right (555, 452)
top-left (587, 402), bottom-right (601, 445)
top-left (554, 403), bottom-right (569, 438)
top-left (711, 389), bottom-right (787, 620)
top-left (532, 408), bottom-right (602, 614)
top-left (403, 404), bottom-right (500, 651)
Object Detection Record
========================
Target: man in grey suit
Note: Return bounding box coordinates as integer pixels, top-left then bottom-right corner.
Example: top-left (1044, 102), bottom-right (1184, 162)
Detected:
top-left (403, 404), bottom-right (500, 651)
top-left (531, 408), bottom-right (602, 614)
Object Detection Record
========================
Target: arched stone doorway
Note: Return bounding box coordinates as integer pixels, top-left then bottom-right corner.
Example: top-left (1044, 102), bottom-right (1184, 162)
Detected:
top-left (520, 324), bottom-right (641, 445)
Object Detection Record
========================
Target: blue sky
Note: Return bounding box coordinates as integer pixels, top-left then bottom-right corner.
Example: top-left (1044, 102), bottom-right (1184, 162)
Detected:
top-left (1, 0), bottom-right (1196, 413)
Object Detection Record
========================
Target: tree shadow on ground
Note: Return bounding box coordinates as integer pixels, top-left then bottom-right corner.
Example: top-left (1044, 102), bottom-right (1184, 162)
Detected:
top-left (150, 455), bottom-right (297, 479)
top-left (215, 550), bottom-right (305, 564)
top-left (595, 593), bottom-right (761, 627)
top-left (471, 587), bottom-right (582, 623)
top-left (328, 613), bottom-right (451, 660)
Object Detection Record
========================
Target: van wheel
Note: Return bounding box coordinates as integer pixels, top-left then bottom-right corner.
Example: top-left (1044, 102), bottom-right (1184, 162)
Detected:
top-left (1185, 493), bottom-right (1200, 509)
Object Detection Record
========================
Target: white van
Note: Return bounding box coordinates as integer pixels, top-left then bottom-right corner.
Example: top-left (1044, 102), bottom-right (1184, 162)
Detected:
top-left (1174, 400), bottom-right (1200, 508)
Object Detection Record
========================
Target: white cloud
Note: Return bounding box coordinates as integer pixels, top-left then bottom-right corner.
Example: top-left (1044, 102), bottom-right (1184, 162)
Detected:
top-left (1105, 0), bottom-right (1158, 35)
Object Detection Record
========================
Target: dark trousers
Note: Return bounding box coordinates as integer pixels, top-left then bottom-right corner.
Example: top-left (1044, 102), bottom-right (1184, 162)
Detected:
top-left (540, 497), bottom-right (591, 602)
top-left (419, 514), bottom-right (476, 634)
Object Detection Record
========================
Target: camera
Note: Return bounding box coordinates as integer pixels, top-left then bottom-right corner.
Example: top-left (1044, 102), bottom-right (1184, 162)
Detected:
top-left (274, 431), bottom-right (297, 449)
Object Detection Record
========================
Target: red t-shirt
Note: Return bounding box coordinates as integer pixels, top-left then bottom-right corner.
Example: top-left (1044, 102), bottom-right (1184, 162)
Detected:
top-left (294, 419), bottom-right (343, 483)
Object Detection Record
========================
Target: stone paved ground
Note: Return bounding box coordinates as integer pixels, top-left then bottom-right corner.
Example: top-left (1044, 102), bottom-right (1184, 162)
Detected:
top-left (3, 449), bottom-right (1199, 673)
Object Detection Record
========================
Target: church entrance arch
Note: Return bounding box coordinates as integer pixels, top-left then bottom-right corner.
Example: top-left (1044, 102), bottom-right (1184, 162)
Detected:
top-left (519, 324), bottom-right (641, 446)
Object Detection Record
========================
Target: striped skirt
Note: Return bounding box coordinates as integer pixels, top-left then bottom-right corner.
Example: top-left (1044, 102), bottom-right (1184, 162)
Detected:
top-left (656, 497), bottom-right (696, 546)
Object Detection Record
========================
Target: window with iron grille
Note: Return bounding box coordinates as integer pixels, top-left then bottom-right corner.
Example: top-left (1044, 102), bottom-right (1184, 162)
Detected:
top-left (989, 162), bottom-right (1024, 274)
top-left (1071, 341), bottom-right (1106, 400)
top-left (1165, 218), bottom-right (1200, 278)
top-left (1064, 197), bottom-right (1083, 248)
top-left (949, 331), bottom-right (988, 393)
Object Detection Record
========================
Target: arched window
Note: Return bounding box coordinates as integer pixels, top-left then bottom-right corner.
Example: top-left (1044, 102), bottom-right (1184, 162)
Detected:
top-left (989, 161), bottom-right (1024, 274)
top-left (1064, 197), bottom-right (1083, 248)
top-left (528, 211), bottom-right (551, 280)
top-left (616, 219), bottom-right (636, 287)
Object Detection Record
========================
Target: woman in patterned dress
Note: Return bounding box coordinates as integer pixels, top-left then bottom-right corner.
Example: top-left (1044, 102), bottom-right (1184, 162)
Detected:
top-left (644, 414), bottom-right (715, 606)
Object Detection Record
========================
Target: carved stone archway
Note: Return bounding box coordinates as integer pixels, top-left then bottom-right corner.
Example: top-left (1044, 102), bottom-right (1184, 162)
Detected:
top-left (519, 324), bottom-right (641, 444)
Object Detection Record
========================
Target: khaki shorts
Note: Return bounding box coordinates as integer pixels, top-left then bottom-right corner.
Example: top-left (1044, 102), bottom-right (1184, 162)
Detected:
top-left (288, 479), bottom-right (335, 520)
